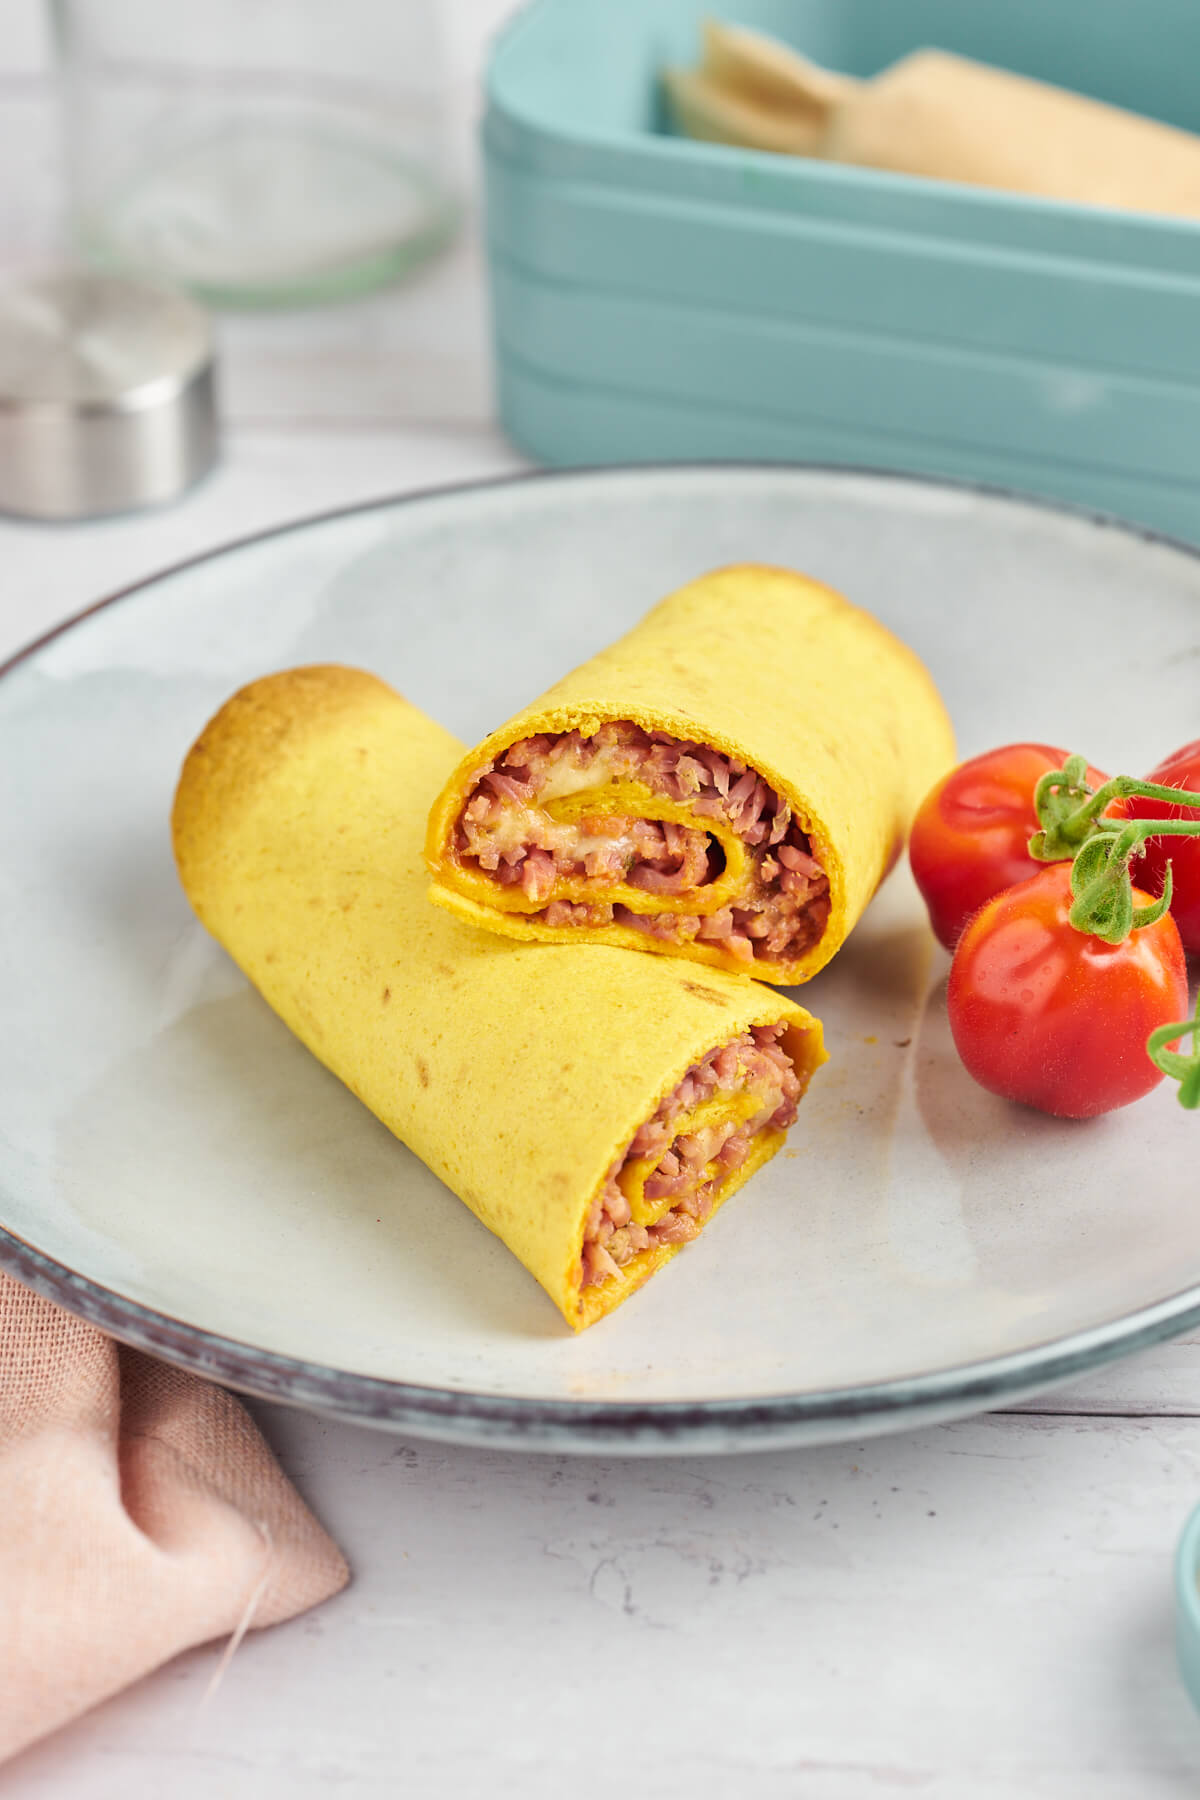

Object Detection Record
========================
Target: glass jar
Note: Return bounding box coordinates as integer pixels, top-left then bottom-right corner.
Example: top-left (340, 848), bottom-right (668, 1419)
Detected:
top-left (51, 0), bottom-right (460, 307)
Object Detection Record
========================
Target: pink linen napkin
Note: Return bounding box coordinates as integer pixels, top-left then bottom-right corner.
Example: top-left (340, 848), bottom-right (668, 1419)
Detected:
top-left (1, 1269), bottom-right (349, 1762)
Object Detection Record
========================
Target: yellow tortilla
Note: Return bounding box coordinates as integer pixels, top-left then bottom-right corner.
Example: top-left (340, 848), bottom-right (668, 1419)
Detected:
top-left (426, 564), bottom-right (955, 983)
top-left (171, 666), bottom-right (826, 1332)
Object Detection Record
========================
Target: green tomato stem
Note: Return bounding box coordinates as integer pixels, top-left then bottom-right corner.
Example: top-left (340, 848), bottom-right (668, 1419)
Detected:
top-left (1146, 991), bottom-right (1200, 1111)
top-left (1031, 756), bottom-right (1200, 943)
top-left (1032, 765), bottom-right (1200, 862)
top-left (1115, 819), bottom-right (1200, 839)
top-left (1094, 775), bottom-right (1200, 811)
top-left (1027, 758), bottom-right (1199, 1108)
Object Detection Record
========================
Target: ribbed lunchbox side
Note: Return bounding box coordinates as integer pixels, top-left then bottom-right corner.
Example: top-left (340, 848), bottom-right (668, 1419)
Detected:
top-left (494, 353), bottom-right (1200, 545)
top-left (485, 150), bottom-right (1200, 383)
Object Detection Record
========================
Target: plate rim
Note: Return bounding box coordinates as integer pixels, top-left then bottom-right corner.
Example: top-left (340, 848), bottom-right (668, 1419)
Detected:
top-left (7, 1218), bottom-right (1200, 1449)
top-left (5, 458), bottom-right (1200, 1452)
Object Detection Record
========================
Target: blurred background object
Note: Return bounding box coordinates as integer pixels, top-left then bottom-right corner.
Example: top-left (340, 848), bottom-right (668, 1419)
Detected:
top-left (0, 0), bottom-right (519, 653)
top-left (484, 0), bottom-right (1200, 543)
top-left (0, 269), bottom-right (217, 517)
top-left (51, 0), bottom-right (460, 308)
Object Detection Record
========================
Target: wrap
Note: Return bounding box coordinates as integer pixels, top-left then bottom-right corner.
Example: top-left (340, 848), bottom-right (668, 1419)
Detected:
top-left (171, 667), bottom-right (826, 1332)
top-left (425, 564), bottom-right (955, 985)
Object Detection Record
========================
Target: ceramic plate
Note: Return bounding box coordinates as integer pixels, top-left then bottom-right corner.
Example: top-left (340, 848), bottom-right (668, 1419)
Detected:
top-left (3, 466), bottom-right (1198, 1454)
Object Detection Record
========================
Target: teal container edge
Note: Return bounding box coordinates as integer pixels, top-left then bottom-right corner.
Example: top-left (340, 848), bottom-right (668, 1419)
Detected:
top-left (495, 354), bottom-right (1200, 549)
top-left (484, 0), bottom-right (1200, 545)
top-left (489, 256), bottom-right (1200, 486)
top-left (1175, 1503), bottom-right (1200, 1714)
top-left (484, 149), bottom-right (1200, 385)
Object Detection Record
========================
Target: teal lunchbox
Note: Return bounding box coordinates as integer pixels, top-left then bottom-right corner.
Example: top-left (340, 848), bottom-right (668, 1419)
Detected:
top-left (484, 0), bottom-right (1200, 541)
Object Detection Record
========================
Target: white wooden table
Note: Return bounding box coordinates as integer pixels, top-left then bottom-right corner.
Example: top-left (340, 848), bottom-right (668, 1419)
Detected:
top-left (4, 7), bottom-right (1200, 1795)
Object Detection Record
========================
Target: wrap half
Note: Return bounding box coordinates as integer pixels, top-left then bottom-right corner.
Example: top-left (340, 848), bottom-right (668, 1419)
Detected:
top-left (426, 564), bottom-right (955, 985)
top-left (171, 667), bottom-right (826, 1331)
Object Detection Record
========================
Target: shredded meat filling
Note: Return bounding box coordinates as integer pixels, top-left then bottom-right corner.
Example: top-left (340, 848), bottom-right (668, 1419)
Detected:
top-left (580, 1024), bottom-right (801, 1290)
top-left (454, 722), bottom-right (831, 966)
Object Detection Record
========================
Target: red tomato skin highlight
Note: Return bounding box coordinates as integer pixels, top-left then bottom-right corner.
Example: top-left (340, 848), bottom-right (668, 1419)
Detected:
top-left (1129, 739), bottom-right (1200, 954)
top-left (909, 743), bottom-right (1108, 952)
top-left (947, 864), bottom-right (1189, 1119)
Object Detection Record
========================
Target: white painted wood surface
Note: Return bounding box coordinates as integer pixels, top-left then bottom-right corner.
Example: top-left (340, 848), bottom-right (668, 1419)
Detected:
top-left (4, 3), bottom-right (1200, 1792)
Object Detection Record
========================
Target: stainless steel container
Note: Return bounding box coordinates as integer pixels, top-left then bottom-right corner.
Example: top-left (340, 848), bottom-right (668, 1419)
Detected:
top-left (0, 272), bottom-right (218, 520)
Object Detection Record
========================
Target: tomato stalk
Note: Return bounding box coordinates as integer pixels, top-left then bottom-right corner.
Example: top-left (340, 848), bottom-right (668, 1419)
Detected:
top-left (1030, 754), bottom-right (1200, 859)
top-left (1147, 991), bottom-right (1200, 1111)
top-left (1029, 754), bottom-right (1200, 945)
top-left (1025, 752), bottom-right (1200, 1112)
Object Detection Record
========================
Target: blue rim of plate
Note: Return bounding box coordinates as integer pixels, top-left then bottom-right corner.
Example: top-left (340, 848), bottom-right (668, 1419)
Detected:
top-left (3, 460), bottom-right (1200, 1453)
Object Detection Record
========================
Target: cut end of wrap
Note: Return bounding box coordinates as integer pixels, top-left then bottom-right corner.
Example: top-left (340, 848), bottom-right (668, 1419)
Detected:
top-left (424, 564), bottom-right (953, 989)
top-left (560, 1008), bottom-right (828, 1331)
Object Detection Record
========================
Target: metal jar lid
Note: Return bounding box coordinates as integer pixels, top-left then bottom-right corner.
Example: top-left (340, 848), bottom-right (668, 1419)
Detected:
top-left (0, 271), bottom-right (218, 520)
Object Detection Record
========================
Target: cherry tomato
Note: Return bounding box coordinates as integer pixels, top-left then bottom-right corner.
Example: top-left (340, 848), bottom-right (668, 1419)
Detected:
top-left (910, 744), bottom-right (1109, 952)
top-left (1128, 739), bottom-right (1200, 954)
top-left (947, 862), bottom-right (1188, 1118)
